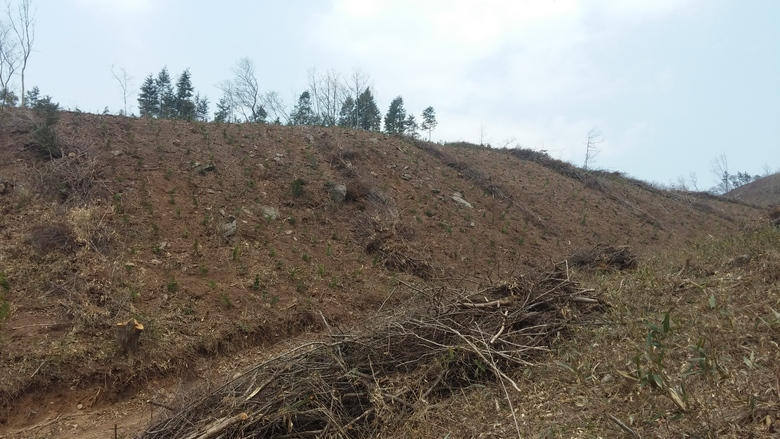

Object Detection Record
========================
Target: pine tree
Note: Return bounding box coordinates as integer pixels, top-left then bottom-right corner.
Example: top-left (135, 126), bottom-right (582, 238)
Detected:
top-left (356, 89), bottom-right (381, 131)
top-left (214, 96), bottom-right (232, 123)
top-left (175, 69), bottom-right (196, 120)
top-left (195, 93), bottom-right (209, 122)
top-left (338, 96), bottom-right (356, 128)
top-left (291, 91), bottom-right (317, 125)
top-left (421, 106), bottom-right (437, 141)
top-left (156, 68), bottom-right (175, 118)
top-left (405, 114), bottom-right (419, 138)
top-left (383, 96), bottom-right (406, 134)
top-left (138, 75), bottom-right (159, 117)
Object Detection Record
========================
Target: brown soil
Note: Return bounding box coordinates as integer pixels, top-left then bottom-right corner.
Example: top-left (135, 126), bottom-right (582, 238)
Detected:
top-left (0, 108), bottom-right (766, 437)
top-left (727, 172), bottom-right (780, 207)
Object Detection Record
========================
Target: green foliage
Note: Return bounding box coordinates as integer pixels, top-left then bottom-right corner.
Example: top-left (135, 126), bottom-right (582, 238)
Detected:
top-left (166, 277), bottom-right (179, 293)
top-left (384, 96), bottom-right (407, 135)
top-left (291, 178), bottom-right (305, 198)
top-left (138, 67), bottom-right (208, 121)
top-left (421, 106), bottom-right (438, 141)
top-left (30, 93), bottom-right (62, 159)
top-left (0, 273), bottom-right (9, 292)
top-left (291, 91), bottom-right (317, 125)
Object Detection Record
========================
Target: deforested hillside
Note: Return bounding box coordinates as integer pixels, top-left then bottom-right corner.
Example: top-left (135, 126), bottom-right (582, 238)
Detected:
top-left (727, 172), bottom-right (780, 207)
top-left (0, 109), bottom-right (768, 437)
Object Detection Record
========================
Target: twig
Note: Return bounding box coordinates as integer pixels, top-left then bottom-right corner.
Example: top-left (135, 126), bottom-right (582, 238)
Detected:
top-left (147, 400), bottom-right (176, 411)
top-left (608, 414), bottom-right (639, 437)
top-left (30, 361), bottom-right (46, 378)
top-left (184, 412), bottom-right (248, 439)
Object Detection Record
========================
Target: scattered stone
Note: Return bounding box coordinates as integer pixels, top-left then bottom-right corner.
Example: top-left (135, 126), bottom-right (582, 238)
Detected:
top-left (451, 192), bottom-right (473, 209)
top-left (150, 259), bottom-right (162, 265)
top-left (329, 184), bottom-right (347, 204)
top-left (111, 150), bottom-right (123, 156)
top-left (401, 174), bottom-right (412, 181)
top-left (728, 254), bottom-right (752, 268)
top-left (220, 216), bottom-right (237, 239)
top-left (369, 137), bottom-right (379, 144)
top-left (261, 206), bottom-right (279, 221)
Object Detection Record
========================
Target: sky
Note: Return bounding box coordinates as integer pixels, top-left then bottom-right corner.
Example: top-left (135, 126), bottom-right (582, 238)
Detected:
top-left (9, 0), bottom-right (780, 189)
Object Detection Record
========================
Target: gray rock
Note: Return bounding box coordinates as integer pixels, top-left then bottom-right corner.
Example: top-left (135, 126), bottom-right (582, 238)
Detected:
top-left (261, 206), bottom-right (279, 221)
top-left (220, 216), bottom-right (237, 239)
top-left (330, 184), bottom-right (347, 204)
top-left (451, 192), bottom-right (473, 209)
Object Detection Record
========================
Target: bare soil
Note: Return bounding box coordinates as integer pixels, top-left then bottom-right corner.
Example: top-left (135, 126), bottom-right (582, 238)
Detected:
top-left (0, 108), bottom-right (769, 438)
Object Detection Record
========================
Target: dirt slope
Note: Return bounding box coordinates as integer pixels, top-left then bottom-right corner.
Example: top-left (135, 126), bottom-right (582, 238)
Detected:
top-left (727, 172), bottom-right (780, 206)
top-left (0, 109), bottom-right (765, 436)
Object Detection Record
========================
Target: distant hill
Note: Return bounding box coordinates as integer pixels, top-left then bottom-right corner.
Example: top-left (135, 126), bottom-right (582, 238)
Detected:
top-left (727, 173), bottom-right (780, 206)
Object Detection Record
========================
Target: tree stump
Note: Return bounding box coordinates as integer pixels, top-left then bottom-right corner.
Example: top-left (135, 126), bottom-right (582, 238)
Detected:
top-left (116, 318), bottom-right (144, 357)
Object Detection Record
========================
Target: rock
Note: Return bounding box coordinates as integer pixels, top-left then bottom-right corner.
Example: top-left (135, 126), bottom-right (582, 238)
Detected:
top-left (329, 184), bottom-right (347, 204)
top-left (728, 254), bottom-right (752, 268)
top-left (111, 150), bottom-right (123, 156)
top-left (220, 216), bottom-right (237, 239)
top-left (261, 206), bottom-right (279, 221)
top-left (451, 192), bottom-right (473, 209)
top-left (401, 174), bottom-right (413, 181)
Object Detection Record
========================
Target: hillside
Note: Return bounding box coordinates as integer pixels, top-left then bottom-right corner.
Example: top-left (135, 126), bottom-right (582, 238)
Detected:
top-left (727, 172), bottom-right (780, 207)
top-left (0, 108), bottom-right (770, 437)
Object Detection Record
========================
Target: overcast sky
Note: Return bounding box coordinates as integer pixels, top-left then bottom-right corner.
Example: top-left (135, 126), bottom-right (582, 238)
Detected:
top-left (14, 0), bottom-right (780, 189)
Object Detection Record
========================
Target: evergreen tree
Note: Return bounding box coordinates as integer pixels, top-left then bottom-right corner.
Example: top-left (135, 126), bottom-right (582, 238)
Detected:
top-left (24, 85), bottom-right (39, 108)
top-left (383, 96), bottom-right (407, 134)
top-left (214, 96), bottom-right (232, 123)
top-left (137, 74), bottom-right (159, 117)
top-left (338, 96), bottom-right (356, 128)
top-left (405, 114), bottom-right (419, 138)
top-left (356, 89), bottom-right (381, 131)
top-left (421, 106), bottom-right (437, 141)
top-left (156, 68), bottom-right (175, 118)
top-left (175, 69), bottom-right (196, 120)
top-left (0, 87), bottom-right (18, 107)
top-left (291, 91), bottom-right (317, 125)
top-left (194, 93), bottom-right (209, 122)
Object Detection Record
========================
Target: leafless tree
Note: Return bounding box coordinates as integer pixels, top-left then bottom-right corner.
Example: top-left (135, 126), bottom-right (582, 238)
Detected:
top-left (260, 90), bottom-right (289, 124)
top-left (111, 64), bottom-right (133, 115)
top-left (688, 172), bottom-right (699, 191)
top-left (479, 124), bottom-right (488, 146)
top-left (6, 0), bottom-right (34, 106)
top-left (219, 58), bottom-right (266, 123)
top-left (0, 19), bottom-right (20, 105)
top-left (583, 128), bottom-right (602, 170)
top-left (710, 154), bottom-right (730, 194)
top-left (307, 67), bottom-right (347, 126)
top-left (344, 68), bottom-right (370, 128)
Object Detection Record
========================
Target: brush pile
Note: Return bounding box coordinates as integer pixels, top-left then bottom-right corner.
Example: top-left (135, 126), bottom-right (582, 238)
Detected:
top-left (141, 265), bottom-right (603, 438)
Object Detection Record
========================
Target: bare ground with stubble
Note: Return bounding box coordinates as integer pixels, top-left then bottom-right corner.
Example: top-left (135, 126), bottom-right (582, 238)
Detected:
top-left (0, 108), bottom-right (775, 438)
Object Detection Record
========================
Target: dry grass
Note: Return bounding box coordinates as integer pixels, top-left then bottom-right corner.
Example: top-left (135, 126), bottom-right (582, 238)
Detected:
top-left (396, 225), bottom-right (780, 438)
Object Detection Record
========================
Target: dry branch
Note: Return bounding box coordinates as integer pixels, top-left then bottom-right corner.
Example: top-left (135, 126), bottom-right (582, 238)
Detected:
top-left (141, 266), bottom-right (603, 438)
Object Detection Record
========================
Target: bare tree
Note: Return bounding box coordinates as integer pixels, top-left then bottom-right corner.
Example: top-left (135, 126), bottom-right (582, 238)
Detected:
top-left (219, 58), bottom-right (266, 123)
top-left (307, 67), bottom-right (347, 126)
top-left (344, 68), bottom-right (370, 128)
top-left (0, 19), bottom-right (20, 105)
top-left (583, 128), bottom-right (602, 170)
top-left (688, 171), bottom-right (699, 191)
top-left (111, 65), bottom-right (133, 115)
top-left (710, 154), bottom-right (730, 194)
top-left (7, 0), bottom-right (34, 106)
top-left (479, 124), bottom-right (488, 146)
top-left (260, 90), bottom-right (289, 124)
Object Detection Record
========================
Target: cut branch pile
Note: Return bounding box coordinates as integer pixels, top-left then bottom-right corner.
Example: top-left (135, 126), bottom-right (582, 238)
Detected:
top-left (141, 266), bottom-right (603, 438)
